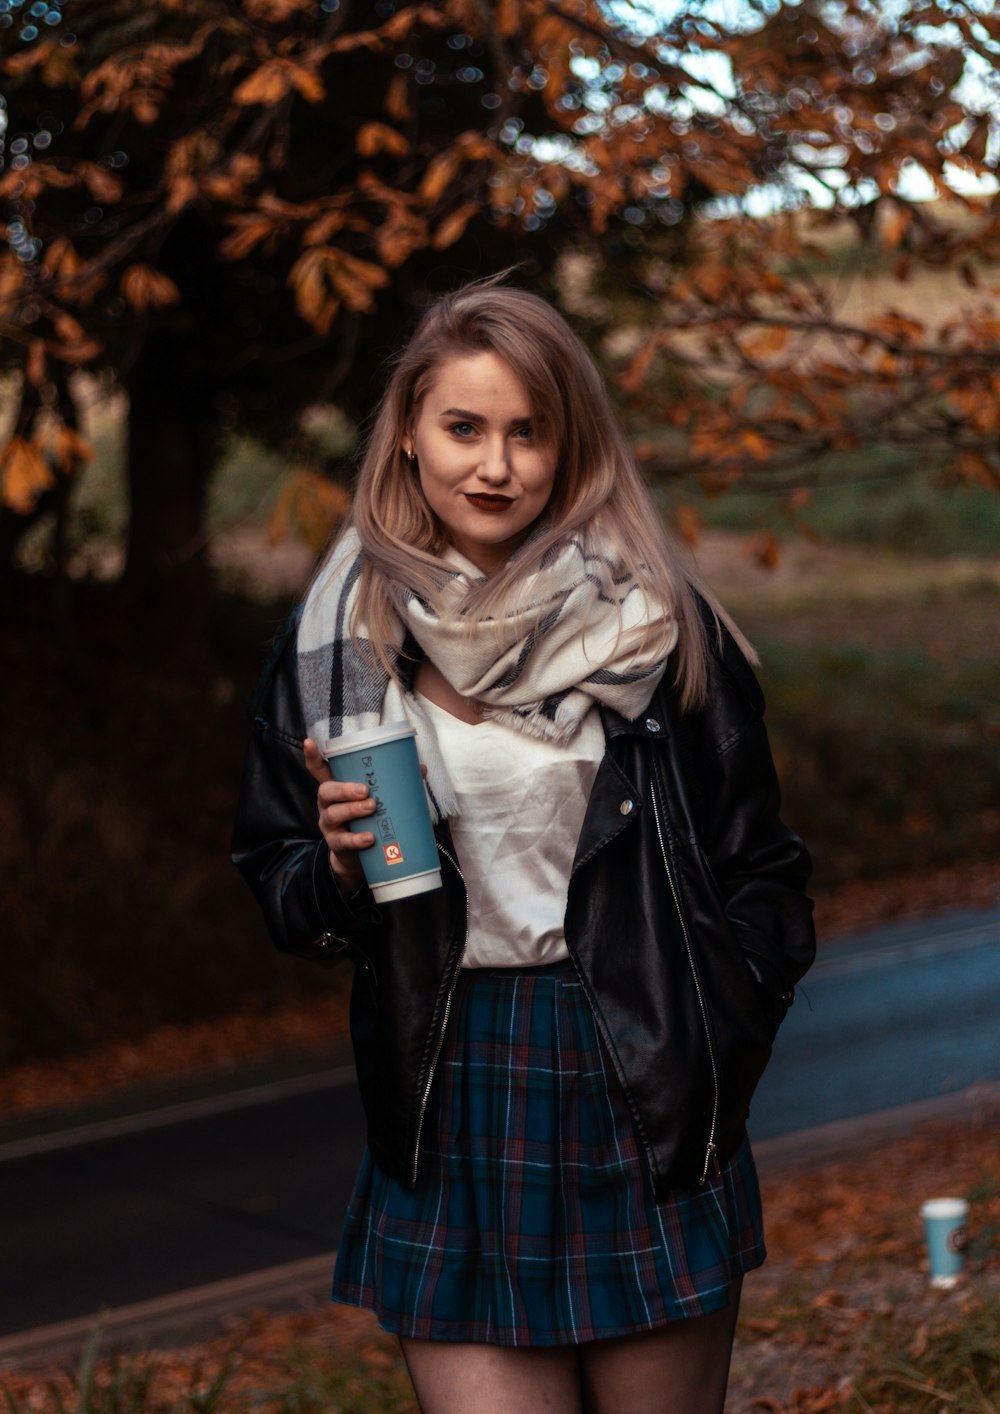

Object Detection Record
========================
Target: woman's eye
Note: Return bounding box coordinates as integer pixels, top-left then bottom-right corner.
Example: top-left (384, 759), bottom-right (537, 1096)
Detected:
top-left (513, 424), bottom-right (534, 441)
top-left (450, 422), bottom-right (476, 437)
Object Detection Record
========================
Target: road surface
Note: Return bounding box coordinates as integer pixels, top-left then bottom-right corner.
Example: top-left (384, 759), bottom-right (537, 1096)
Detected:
top-left (2, 905), bottom-right (997, 1348)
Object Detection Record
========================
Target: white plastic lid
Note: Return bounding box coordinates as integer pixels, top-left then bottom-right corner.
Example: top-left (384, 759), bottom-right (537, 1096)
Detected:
top-left (322, 721), bottom-right (415, 756)
top-left (920, 1197), bottom-right (969, 1220)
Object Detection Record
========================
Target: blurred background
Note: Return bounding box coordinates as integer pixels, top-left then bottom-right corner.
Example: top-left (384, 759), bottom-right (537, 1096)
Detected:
top-left (1, 0), bottom-right (998, 1105)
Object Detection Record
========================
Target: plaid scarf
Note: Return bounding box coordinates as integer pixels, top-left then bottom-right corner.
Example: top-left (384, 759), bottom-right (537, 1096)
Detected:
top-left (297, 526), bottom-right (675, 820)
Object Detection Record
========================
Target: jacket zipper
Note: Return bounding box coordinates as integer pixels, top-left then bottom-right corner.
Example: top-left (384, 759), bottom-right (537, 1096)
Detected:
top-left (649, 770), bottom-right (721, 1186)
top-left (410, 844), bottom-right (468, 1185)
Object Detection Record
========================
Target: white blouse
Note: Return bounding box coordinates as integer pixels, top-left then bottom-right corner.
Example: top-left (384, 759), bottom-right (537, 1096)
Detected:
top-left (416, 694), bottom-right (606, 968)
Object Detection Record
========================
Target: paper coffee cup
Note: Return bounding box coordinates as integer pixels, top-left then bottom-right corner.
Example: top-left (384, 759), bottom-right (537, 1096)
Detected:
top-left (323, 722), bottom-right (442, 904)
top-left (920, 1197), bottom-right (969, 1288)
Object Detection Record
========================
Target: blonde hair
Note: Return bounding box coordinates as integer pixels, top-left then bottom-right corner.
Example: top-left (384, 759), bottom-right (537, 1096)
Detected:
top-left (334, 274), bottom-right (753, 711)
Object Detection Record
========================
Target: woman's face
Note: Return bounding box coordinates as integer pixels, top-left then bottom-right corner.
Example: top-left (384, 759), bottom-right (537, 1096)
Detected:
top-left (405, 351), bottom-right (557, 576)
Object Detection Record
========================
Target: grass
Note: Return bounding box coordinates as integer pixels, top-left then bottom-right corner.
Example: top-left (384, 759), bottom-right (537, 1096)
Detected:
top-left (688, 458), bottom-right (1000, 561)
top-left (757, 638), bottom-right (1000, 887)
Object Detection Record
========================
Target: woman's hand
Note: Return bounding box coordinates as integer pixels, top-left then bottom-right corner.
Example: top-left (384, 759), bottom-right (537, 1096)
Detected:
top-left (303, 738), bottom-right (375, 895)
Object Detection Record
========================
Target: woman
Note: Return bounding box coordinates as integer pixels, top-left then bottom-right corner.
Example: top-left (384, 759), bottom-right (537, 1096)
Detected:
top-left (232, 277), bottom-right (815, 1413)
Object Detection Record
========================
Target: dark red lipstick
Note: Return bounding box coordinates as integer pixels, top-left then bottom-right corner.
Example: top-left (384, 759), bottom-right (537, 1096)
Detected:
top-left (464, 493), bottom-right (514, 512)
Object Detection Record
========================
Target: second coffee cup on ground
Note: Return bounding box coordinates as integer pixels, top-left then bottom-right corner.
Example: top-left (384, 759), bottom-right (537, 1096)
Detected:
top-left (323, 722), bottom-right (442, 904)
top-left (920, 1197), bottom-right (970, 1288)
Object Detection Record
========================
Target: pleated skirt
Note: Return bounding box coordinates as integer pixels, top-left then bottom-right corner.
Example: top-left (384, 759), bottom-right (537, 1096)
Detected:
top-left (332, 960), bottom-right (765, 1346)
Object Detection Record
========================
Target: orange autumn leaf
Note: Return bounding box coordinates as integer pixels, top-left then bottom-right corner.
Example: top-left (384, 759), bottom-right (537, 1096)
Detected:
top-left (744, 325), bottom-right (791, 358)
top-left (0, 437), bottom-right (55, 514)
top-left (77, 161), bottom-right (124, 204)
top-left (269, 467), bottom-right (351, 553)
top-left (496, 0), bottom-right (521, 38)
top-left (673, 503), bottom-right (702, 546)
top-left (218, 215), bottom-right (278, 261)
top-left (356, 122), bottom-right (410, 159)
top-left (420, 147), bottom-right (464, 204)
top-left (747, 531), bottom-right (781, 570)
top-left (384, 72), bottom-right (410, 123)
top-left (25, 339), bottom-right (48, 388)
top-left (234, 61), bottom-right (291, 106)
top-left (120, 264), bottom-right (182, 311)
top-left (45, 420), bottom-right (95, 473)
top-left (432, 201), bottom-right (479, 250)
top-left (287, 63), bottom-right (325, 103)
top-left (243, 0), bottom-right (314, 19)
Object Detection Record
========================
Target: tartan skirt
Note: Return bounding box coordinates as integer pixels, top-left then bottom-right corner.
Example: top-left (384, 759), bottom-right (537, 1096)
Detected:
top-left (331, 960), bottom-right (765, 1346)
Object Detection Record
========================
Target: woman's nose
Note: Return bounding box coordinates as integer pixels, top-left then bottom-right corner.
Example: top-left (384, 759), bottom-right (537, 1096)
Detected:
top-left (476, 439), bottom-right (511, 484)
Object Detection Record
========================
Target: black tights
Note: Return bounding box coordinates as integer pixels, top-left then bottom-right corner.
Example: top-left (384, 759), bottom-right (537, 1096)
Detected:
top-left (400, 1278), bottom-right (742, 1414)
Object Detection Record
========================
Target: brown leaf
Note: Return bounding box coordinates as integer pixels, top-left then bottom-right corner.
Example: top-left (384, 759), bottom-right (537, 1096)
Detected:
top-left (54, 311), bottom-right (86, 344)
top-left (0, 437), bottom-right (54, 514)
top-left (25, 339), bottom-right (48, 389)
top-left (288, 247), bottom-right (340, 332)
top-left (268, 468), bottom-right (351, 553)
top-left (234, 61), bottom-right (293, 106)
top-left (881, 206), bottom-right (911, 250)
top-left (959, 261), bottom-right (980, 289)
top-left (420, 147), bottom-right (463, 204)
top-left (120, 265), bottom-right (181, 312)
top-left (432, 200), bottom-right (479, 250)
top-left (244, 0), bottom-right (313, 18)
top-left (740, 428), bottom-right (774, 461)
top-left (78, 162), bottom-right (123, 204)
top-left (375, 208), bottom-right (428, 267)
top-left (384, 73), bottom-right (410, 124)
top-left (218, 215), bottom-right (278, 261)
top-left (47, 421), bottom-right (95, 473)
top-left (287, 63), bottom-right (325, 104)
top-left (747, 532), bottom-right (781, 570)
top-left (2, 40), bottom-right (58, 76)
top-left (0, 253), bottom-right (25, 307)
top-left (744, 326), bottom-right (791, 358)
top-left (356, 122), bottom-right (410, 159)
top-left (954, 450), bottom-right (1000, 490)
top-left (673, 504), bottom-right (702, 546)
top-left (496, 0), bottom-right (521, 38)
top-left (166, 173), bottom-right (199, 215)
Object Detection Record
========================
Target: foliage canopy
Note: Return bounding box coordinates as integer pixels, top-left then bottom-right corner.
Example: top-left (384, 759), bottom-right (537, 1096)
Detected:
top-left (0, 0), bottom-right (998, 579)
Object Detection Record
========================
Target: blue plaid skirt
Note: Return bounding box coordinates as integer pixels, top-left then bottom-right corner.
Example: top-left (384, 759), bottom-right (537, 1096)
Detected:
top-left (332, 960), bottom-right (765, 1346)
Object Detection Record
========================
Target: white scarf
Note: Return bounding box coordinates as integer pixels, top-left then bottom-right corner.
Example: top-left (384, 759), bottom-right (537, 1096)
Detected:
top-left (297, 526), bottom-right (676, 819)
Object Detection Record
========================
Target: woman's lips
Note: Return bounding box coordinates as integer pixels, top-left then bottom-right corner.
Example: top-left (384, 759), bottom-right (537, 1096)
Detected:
top-left (464, 493), bottom-right (514, 513)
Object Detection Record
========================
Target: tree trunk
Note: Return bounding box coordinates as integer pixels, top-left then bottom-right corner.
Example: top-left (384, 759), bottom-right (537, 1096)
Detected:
top-left (123, 334), bottom-right (218, 630)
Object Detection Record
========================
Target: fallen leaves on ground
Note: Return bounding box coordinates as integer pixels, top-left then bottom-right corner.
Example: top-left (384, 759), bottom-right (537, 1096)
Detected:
top-left (2, 1109), bottom-right (998, 1413)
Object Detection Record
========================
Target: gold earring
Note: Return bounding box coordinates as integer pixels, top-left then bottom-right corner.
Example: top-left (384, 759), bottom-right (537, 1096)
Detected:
top-left (404, 447), bottom-right (415, 463)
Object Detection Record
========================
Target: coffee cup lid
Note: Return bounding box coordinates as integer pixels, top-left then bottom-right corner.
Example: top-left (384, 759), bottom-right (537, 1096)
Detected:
top-left (322, 721), bottom-right (416, 756)
top-left (920, 1197), bottom-right (969, 1220)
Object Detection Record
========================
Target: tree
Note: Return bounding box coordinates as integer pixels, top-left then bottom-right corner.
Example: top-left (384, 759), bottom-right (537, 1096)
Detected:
top-left (1, 0), bottom-right (998, 603)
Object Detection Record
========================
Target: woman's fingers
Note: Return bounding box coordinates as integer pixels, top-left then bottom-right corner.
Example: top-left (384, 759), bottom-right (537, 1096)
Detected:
top-left (303, 738), bottom-right (376, 876)
top-left (303, 737), bottom-right (332, 783)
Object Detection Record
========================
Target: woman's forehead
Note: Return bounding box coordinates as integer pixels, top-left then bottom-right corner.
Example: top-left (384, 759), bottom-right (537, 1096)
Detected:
top-left (417, 350), bottom-right (535, 410)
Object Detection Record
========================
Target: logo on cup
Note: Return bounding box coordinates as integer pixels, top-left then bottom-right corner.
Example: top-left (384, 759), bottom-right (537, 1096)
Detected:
top-left (384, 842), bottom-right (404, 866)
top-left (948, 1226), bottom-right (969, 1254)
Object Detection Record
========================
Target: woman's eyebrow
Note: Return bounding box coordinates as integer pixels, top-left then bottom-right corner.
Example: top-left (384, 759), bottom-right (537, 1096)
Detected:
top-left (440, 406), bottom-right (532, 422)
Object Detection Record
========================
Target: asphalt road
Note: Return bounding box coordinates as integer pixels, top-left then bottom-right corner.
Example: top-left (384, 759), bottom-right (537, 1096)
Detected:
top-left (2, 905), bottom-right (998, 1343)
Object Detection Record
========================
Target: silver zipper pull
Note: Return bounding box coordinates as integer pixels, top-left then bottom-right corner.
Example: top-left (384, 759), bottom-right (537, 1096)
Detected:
top-left (700, 1141), bottom-right (722, 1185)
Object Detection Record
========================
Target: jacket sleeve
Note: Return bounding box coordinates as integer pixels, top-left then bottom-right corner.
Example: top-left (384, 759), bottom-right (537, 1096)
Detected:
top-left (231, 608), bottom-right (381, 966)
top-left (685, 627), bottom-right (816, 1029)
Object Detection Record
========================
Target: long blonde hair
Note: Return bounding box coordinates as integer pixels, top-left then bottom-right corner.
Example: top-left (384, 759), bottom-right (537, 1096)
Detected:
top-left (335, 274), bottom-right (753, 711)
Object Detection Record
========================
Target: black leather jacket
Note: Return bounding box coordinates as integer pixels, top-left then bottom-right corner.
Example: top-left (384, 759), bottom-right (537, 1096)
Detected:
top-left (232, 608), bottom-right (815, 1202)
